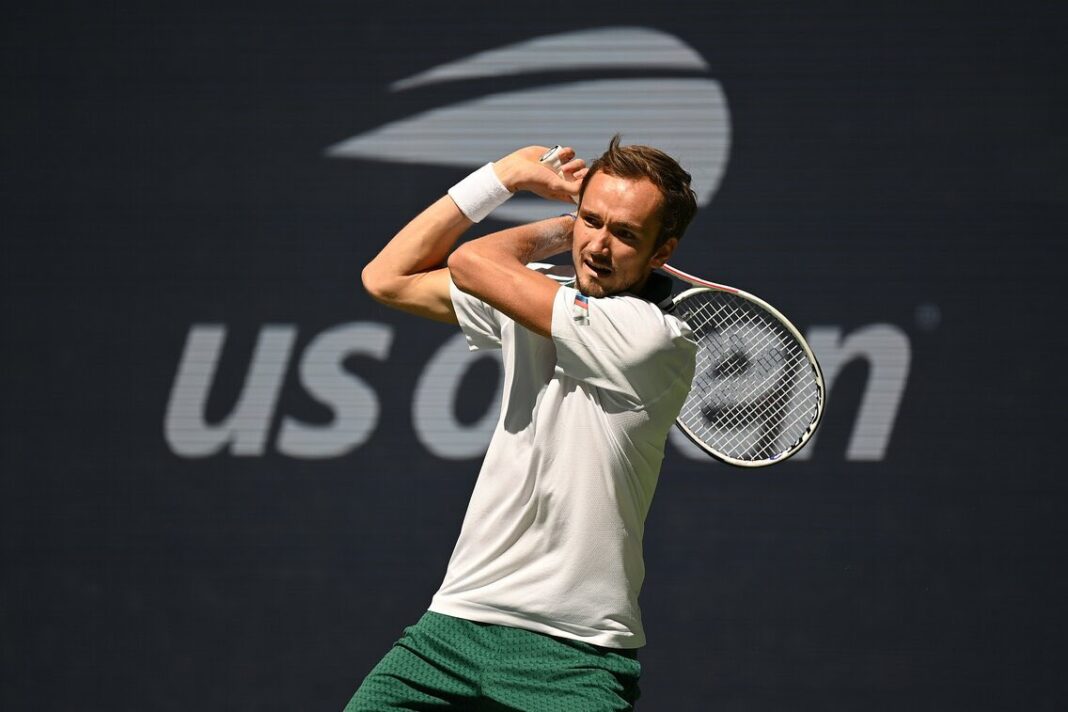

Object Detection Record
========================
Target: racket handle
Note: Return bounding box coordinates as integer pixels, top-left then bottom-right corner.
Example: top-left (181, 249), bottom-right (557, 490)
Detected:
top-left (539, 145), bottom-right (580, 204)
top-left (538, 145), bottom-right (564, 172)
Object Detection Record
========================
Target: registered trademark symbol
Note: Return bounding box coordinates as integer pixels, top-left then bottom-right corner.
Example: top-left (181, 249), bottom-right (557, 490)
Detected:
top-left (915, 303), bottom-right (941, 331)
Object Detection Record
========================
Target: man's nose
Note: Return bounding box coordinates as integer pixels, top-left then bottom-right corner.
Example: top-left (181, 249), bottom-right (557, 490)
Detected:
top-left (589, 229), bottom-right (611, 254)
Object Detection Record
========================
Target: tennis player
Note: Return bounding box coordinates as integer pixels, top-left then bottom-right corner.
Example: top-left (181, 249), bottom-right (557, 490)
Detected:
top-left (345, 137), bottom-right (699, 711)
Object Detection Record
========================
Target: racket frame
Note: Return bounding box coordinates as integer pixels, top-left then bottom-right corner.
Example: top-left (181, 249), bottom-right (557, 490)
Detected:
top-left (664, 264), bottom-right (826, 467)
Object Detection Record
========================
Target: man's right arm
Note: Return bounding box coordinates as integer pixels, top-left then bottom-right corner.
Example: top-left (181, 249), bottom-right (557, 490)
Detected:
top-left (361, 146), bottom-right (582, 325)
top-left (361, 195), bottom-right (471, 324)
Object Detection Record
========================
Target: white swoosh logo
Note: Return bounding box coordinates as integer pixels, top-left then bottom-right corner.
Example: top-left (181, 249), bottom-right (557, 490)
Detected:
top-left (325, 28), bottom-right (731, 223)
top-left (390, 26), bottom-right (708, 91)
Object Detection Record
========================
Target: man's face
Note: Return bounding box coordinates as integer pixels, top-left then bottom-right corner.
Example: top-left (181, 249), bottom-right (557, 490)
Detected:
top-left (572, 171), bottom-right (678, 298)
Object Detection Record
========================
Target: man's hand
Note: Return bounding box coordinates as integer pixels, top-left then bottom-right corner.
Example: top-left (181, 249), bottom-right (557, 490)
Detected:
top-left (492, 146), bottom-right (587, 203)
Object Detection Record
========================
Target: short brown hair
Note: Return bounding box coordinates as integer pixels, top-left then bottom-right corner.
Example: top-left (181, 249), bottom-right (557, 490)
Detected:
top-left (579, 135), bottom-right (698, 246)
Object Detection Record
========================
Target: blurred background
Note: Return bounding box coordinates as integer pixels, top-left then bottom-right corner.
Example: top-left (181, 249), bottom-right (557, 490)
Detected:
top-left (3, 1), bottom-right (1066, 709)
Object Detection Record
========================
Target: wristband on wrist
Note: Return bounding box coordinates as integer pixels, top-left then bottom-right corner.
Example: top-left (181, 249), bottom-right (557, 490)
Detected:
top-left (447, 163), bottom-right (512, 222)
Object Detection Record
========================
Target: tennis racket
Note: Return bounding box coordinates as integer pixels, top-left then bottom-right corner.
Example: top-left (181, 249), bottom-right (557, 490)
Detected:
top-left (661, 264), bottom-right (825, 467)
top-left (538, 145), bottom-right (824, 466)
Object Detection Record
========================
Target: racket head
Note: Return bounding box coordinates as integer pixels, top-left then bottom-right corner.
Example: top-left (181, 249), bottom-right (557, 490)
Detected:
top-left (671, 285), bottom-right (825, 467)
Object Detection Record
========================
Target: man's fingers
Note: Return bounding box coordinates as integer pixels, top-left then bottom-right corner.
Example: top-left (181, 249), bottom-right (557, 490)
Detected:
top-left (560, 158), bottom-right (585, 179)
top-left (555, 146), bottom-right (576, 163)
top-left (502, 144), bottom-right (582, 203)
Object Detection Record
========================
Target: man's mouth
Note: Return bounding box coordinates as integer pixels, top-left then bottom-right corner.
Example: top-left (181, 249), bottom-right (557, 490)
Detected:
top-left (584, 258), bottom-right (613, 278)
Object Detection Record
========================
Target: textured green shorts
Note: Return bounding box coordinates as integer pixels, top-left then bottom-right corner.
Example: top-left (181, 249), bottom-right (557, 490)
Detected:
top-left (343, 611), bottom-right (642, 711)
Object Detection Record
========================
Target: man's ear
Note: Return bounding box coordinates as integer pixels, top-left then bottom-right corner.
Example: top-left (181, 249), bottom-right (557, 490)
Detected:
top-left (649, 237), bottom-right (679, 269)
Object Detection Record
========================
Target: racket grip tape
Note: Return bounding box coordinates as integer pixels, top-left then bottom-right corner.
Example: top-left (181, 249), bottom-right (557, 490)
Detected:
top-left (539, 145), bottom-right (580, 204)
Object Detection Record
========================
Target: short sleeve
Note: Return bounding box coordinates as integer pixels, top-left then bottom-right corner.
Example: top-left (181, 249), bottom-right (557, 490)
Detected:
top-left (450, 276), bottom-right (504, 351)
top-left (551, 285), bottom-right (697, 405)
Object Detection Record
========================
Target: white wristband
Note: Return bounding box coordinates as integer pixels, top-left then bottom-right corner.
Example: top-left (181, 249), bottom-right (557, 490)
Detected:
top-left (447, 163), bottom-right (512, 222)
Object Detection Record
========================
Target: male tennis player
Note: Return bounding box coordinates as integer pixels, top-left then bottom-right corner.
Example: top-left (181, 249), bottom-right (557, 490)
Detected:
top-left (345, 137), bottom-right (698, 711)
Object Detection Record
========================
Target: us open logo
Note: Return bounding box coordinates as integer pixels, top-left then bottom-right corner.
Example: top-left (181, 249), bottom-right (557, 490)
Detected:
top-left (323, 26), bottom-right (732, 223)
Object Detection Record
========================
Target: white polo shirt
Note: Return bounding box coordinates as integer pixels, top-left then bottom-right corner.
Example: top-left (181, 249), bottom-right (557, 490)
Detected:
top-left (429, 268), bottom-right (696, 649)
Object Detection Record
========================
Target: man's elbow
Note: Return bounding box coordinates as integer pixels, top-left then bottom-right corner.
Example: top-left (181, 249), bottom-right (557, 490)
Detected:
top-left (361, 263), bottom-right (400, 304)
top-left (446, 245), bottom-right (470, 290)
top-left (446, 244), bottom-right (483, 293)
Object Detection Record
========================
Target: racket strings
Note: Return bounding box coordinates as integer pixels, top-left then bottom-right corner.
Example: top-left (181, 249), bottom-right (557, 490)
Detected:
top-left (677, 291), bottom-right (820, 462)
top-left (686, 334), bottom-right (810, 456)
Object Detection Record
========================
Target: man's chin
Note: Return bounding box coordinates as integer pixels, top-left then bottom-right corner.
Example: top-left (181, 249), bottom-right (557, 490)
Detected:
top-left (576, 275), bottom-right (611, 298)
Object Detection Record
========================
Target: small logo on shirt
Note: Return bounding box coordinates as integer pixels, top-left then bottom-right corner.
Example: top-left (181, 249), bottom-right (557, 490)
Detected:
top-left (573, 294), bottom-right (590, 325)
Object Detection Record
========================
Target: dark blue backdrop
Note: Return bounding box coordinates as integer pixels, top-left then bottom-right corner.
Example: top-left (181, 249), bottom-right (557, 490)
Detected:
top-left (3, 1), bottom-right (1066, 710)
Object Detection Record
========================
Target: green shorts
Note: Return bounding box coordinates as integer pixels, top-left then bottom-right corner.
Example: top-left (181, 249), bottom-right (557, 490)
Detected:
top-left (344, 611), bottom-right (642, 711)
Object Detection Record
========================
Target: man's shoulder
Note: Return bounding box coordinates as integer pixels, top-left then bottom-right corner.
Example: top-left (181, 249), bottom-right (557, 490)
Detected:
top-left (584, 293), bottom-right (696, 373)
top-left (608, 291), bottom-right (691, 335)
